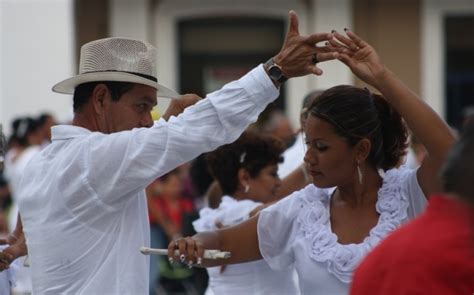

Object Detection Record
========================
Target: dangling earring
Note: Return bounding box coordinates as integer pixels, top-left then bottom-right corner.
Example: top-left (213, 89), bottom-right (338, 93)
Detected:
top-left (357, 164), bottom-right (363, 185)
top-left (244, 184), bottom-right (250, 193)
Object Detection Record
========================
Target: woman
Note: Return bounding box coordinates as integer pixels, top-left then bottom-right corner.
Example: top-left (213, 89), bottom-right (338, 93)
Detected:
top-left (168, 30), bottom-right (456, 294)
top-left (193, 131), bottom-right (298, 294)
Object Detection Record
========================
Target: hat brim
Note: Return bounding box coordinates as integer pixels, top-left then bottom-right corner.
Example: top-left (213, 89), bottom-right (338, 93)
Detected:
top-left (52, 72), bottom-right (180, 99)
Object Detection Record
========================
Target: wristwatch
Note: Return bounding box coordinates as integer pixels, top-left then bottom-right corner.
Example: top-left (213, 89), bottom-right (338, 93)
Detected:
top-left (264, 58), bottom-right (288, 84)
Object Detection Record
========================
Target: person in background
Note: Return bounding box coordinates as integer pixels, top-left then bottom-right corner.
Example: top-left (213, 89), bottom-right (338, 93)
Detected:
top-left (168, 29), bottom-right (456, 294)
top-left (2, 117), bottom-right (42, 295)
top-left (147, 166), bottom-right (194, 294)
top-left (404, 133), bottom-right (427, 169)
top-left (278, 90), bottom-right (323, 178)
top-left (261, 110), bottom-right (295, 149)
top-left (36, 113), bottom-right (56, 147)
top-left (193, 131), bottom-right (298, 295)
top-left (0, 125), bottom-right (18, 295)
top-left (350, 120), bottom-right (474, 295)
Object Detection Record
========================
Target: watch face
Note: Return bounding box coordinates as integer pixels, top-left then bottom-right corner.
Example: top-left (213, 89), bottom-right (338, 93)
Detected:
top-left (268, 65), bottom-right (283, 80)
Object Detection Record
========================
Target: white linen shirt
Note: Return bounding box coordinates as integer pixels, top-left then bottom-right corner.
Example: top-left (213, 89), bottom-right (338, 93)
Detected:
top-left (17, 65), bottom-right (278, 294)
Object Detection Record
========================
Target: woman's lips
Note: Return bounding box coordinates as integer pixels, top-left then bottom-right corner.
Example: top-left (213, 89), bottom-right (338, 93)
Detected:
top-left (309, 170), bottom-right (323, 178)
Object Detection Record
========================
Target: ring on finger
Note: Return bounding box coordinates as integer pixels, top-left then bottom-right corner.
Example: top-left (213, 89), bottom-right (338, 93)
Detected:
top-left (312, 54), bottom-right (319, 64)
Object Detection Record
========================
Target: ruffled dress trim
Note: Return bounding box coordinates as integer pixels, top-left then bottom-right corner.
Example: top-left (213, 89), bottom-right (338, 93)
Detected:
top-left (193, 196), bottom-right (261, 232)
top-left (296, 167), bottom-right (412, 283)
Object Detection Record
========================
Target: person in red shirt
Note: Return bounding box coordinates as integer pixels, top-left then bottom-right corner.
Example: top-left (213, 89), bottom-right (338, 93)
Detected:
top-left (350, 121), bottom-right (474, 295)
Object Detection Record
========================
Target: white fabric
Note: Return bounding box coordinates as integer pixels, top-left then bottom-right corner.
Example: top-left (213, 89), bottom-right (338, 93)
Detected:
top-left (193, 196), bottom-right (299, 295)
top-left (0, 245), bottom-right (18, 295)
top-left (3, 146), bottom-right (40, 294)
top-left (18, 65), bottom-right (278, 295)
top-left (278, 132), bottom-right (306, 178)
top-left (258, 166), bottom-right (427, 295)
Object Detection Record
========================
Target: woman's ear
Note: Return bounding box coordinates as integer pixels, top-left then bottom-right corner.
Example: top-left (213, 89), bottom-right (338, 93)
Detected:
top-left (237, 168), bottom-right (250, 188)
top-left (355, 138), bottom-right (371, 163)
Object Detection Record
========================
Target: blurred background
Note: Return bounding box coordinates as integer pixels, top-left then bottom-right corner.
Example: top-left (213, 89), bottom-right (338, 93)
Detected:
top-left (1, 0), bottom-right (473, 135)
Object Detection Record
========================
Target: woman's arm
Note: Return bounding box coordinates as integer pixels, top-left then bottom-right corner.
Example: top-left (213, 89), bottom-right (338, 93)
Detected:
top-left (331, 30), bottom-right (456, 197)
top-left (168, 214), bottom-right (262, 268)
top-left (0, 214), bottom-right (28, 270)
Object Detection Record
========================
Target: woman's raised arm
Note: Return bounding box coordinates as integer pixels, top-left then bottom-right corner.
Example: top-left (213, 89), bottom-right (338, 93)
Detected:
top-left (330, 30), bottom-right (456, 196)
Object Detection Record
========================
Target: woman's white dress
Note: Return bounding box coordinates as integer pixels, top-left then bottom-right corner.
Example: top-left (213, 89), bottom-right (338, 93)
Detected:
top-left (193, 196), bottom-right (299, 295)
top-left (258, 166), bottom-right (427, 294)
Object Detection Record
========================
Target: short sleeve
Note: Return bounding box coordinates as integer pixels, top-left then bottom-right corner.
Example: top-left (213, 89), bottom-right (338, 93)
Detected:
top-left (257, 188), bottom-right (307, 271)
top-left (402, 167), bottom-right (428, 219)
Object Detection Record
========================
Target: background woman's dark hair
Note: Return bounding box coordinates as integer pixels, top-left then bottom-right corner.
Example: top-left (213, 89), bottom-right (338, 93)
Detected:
top-left (441, 120), bottom-right (474, 204)
top-left (10, 117), bottom-right (39, 147)
top-left (308, 85), bottom-right (408, 171)
top-left (206, 131), bottom-right (284, 195)
top-left (73, 81), bottom-right (135, 112)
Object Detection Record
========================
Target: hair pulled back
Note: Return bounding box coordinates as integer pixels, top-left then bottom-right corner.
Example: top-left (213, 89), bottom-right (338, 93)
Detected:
top-left (308, 85), bottom-right (408, 171)
top-left (206, 131), bottom-right (284, 195)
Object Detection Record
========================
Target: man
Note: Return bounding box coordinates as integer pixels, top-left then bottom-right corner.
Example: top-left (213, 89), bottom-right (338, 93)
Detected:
top-left (350, 120), bottom-right (474, 295)
top-left (3, 11), bottom-right (335, 294)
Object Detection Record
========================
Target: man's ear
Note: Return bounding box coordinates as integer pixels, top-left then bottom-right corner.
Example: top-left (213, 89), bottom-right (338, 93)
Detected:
top-left (355, 138), bottom-right (371, 163)
top-left (91, 84), bottom-right (109, 115)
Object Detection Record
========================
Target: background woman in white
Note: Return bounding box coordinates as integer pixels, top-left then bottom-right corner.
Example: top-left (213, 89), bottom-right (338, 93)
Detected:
top-left (193, 131), bottom-right (298, 295)
top-left (168, 30), bottom-right (456, 294)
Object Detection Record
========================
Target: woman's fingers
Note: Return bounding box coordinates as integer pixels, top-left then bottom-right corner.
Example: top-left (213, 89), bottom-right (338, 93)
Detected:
top-left (185, 237), bottom-right (196, 267)
top-left (168, 237), bottom-right (204, 267)
top-left (345, 29), bottom-right (370, 49)
top-left (332, 30), bottom-right (359, 51)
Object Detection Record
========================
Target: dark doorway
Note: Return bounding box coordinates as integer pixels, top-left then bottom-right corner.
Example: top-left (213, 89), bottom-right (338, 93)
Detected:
top-left (178, 17), bottom-right (286, 115)
top-left (445, 15), bottom-right (474, 130)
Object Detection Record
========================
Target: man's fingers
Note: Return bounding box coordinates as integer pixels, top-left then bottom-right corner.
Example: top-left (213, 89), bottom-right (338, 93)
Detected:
top-left (306, 64), bottom-right (323, 76)
top-left (306, 33), bottom-right (334, 45)
top-left (316, 52), bottom-right (339, 63)
top-left (287, 10), bottom-right (300, 36)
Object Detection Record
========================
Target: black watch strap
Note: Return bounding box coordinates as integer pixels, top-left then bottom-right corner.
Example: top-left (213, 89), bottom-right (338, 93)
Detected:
top-left (265, 58), bottom-right (288, 84)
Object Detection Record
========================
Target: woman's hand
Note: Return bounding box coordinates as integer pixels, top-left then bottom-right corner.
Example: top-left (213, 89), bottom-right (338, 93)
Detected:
top-left (329, 29), bottom-right (387, 89)
top-left (168, 237), bottom-right (205, 268)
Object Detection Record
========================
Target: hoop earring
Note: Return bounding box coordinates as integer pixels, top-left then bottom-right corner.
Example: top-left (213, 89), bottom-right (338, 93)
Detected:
top-left (244, 184), bottom-right (250, 193)
top-left (357, 164), bottom-right (363, 185)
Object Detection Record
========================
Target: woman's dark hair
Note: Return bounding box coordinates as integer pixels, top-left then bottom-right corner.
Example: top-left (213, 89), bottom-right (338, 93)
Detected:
top-left (308, 85), bottom-right (408, 171)
top-left (11, 117), bottom-right (39, 147)
top-left (73, 81), bottom-right (135, 112)
top-left (206, 131), bottom-right (284, 195)
top-left (441, 120), bottom-right (474, 204)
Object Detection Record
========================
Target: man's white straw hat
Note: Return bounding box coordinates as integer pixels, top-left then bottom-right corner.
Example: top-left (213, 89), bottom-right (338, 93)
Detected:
top-left (52, 37), bottom-right (179, 98)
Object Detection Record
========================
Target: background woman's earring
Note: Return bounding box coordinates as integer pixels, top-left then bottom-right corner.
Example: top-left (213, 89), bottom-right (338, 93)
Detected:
top-left (244, 184), bottom-right (249, 193)
top-left (357, 164), bottom-right (363, 184)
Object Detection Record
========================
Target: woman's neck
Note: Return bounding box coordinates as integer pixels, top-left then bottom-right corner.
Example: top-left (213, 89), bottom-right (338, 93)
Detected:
top-left (334, 168), bottom-right (383, 208)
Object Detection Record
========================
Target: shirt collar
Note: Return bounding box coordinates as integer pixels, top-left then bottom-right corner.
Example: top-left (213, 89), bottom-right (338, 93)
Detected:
top-left (51, 125), bottom-right (92, 141)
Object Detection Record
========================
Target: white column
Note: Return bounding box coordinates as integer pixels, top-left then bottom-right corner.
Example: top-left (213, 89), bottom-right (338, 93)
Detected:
top-left (0, 0), bottom-right (74, 135)
top-left (109, 0), bottom-right (149, 40)
top-left (309, 0), bottom-right (353, 90)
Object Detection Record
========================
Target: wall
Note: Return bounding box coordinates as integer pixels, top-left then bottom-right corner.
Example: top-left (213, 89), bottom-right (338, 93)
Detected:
top-left (0, 0), bottom-right (75, 135)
